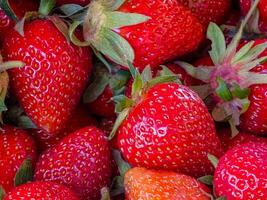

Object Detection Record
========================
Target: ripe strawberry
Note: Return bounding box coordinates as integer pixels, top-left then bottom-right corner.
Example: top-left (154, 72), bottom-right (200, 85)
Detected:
top-left (99, 116), bottom-right (116, 137)
top-left (177, 0), bottom-right (232, 29)
top-left (214, 142), bottom-right (267, 199)
top-left (124, 167), bottom-right (212, 200)
top-left (2, 19), bottom-right (92, 133)
top-left (34, 126), bottom-right (112, 200)
top-left (0, 0), bottom-right (38, 40)
top-left (116, 80), bottom-right (222, 177)
top-left (79, 0), bottom-right (204, 70)
top-left (31, 106), bottom-right (97, 151)
top-left (0, 126), bottom-right (37, 193)
top-left (3, 181), bottom-right (80, 200)
top-left (57, 0), bottom-right (91, 6)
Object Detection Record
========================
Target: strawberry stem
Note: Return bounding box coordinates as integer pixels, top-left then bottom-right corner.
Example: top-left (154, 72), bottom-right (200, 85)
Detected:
top-left (38, 0), bottom-right (56, 16)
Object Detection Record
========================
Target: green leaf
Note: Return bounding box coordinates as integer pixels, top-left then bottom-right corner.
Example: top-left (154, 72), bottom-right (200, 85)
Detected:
top-left (112, 150), bottom-right (131, 177)
top-left (14, 17), bottom-right (26, 37)
top-left (91, 47), bottom-right (113, 72)
top-left (107, 0), bottom-right (126, 10)
top-left (231, 84), bottom-right (250, 99)
top-left (207, 23), bottom-right (226, 65)
top-left (110, 70), bottom-right (130, 96)
top-left (48, 15), bottom-right (70, 42)
top-left (39, 0), bottom-right (56, 16)
top-left (146, 75), bottom-right (178, 89)
top-left (94, 28), bottom-right (135, 67)
top-left (109, 108), bottom-right (130, 140)
top-left (0, 100), bottom-right (7, 113)
top-left (0, 0), bottom-right (18, 21)
top-left (59, 4), bottom-right (85, 17)
top-left (14, 158), bottom-right (33, 186)
top-left (190, 84), bottom-right (212, 100)
top-left (215, 77), bottom-right (233, 102)
top-left (208, 154), bottom-right (219, 168)
top-left (110, 176), bottom-right (125, 197)
top-left (105, 11), bottom-right (150, 29)
top-left (0, 61), bottom-right (25, 72)
top-left (141, 66), bottom-right (153, 83)
top-left (198, 175), bottom-right (214, 186)
top-left (232, 41), bottom-right (254, 64)
top-left (240, 56), bottom-right (267, 73)
top-left (246, 72), bottom-right (267, 85)
top-left (112, 95), bottom-right (134, 113)
top-left (212, 106), bottom-right (230, 122)
top-left (216, 197), bottom-right (226, 200)
top-left (69, 21), bottom-right (91, 47)
top-left (18, 116), bottom-right (37, 129)
top-left (229, 118), bottom-right (240, 138)
top-left (0, 186), bottom-right (5, 200)
top-left (100, 187), bottom-right (111, 200)
top-left (83, 65), bottom-right (110, 103)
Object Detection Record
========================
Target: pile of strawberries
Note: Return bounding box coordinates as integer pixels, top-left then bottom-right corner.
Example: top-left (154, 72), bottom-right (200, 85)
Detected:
top-left (1, 0), bottom-right (267, 199)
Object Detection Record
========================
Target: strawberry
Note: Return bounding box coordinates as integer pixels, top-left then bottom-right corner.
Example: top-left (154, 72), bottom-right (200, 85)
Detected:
top-left (99, 116), bottom-right (116, 137)
top-left (3, 181), bottom-right (80, 200)
top-left (0, 0), bottom-right (38, 40)
top-left (34, 126), bottom-right (112, 200)
top-left (2, 18), bottom-right (92, 133)
top-left (177, 0), bottom-right (232, 29)
top-left (214, 142), bottom-right (267, 199)
top-left (57, 0), bottom-right (91, 6)
top-left (124, 167), bottom-right (212, 200)
top-left (84, 64), bottom-right (130, 118)
top-left (31, 106), bottom-right (97, 151)
top-left (74, 0), bottom-right (204, 70)
top-left (0, 126), bottom-right (37, 193)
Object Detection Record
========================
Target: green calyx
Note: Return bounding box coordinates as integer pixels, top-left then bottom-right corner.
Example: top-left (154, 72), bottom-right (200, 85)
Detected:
top-left (108, 62), bottom-right (179, 140)
top-left (14, 157), bottom-right (33, 186)
top-left (38, 0), bottom-right (56, 16)
top-left (0, 0), bottom-right (18, 21)
top-left (69, 0), bottom-right (150, 68)
top-left (0, 186), bottom-right (5, 200)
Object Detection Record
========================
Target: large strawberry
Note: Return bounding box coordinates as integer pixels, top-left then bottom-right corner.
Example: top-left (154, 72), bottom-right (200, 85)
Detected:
top-left (69, 0), bottom-right (204, 70)
top-left (2, 0), bottom-right (93, 133)
top-left (177, 0), bottom-right (232, 29)
top-left (0, 0), bottom-right (38, 40)
top-left (0, 126), bottom-right (37, 193)
top-left (110, 66), bottom-right (222, 178)
top-left (125, 167), bottom-right (212, 200)
top-left (34, 126), bottom-right (112, 200)
top-left (214, 142), bottom-right (267, 199)
top-left (3, 181), bottom-right (80, 200)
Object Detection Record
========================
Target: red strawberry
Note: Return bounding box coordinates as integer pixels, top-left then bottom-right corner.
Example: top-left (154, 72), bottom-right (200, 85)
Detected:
top-left (0, 126), bottom-right (37, 193)
top-left (34, 126), bottom-right (112, 200)
top-left (57, 0), bottom-right (90, 6)
top-left (116, 79), bottom-right (222, 177)
top-left (124, 167), bottom-right (212, 200)
top-left (99, 116), bottom-right (116, 137)
top-left (177, 0), bottom-right (232, 29)
top-left (0, 0), bottom-right (38, 40)
top-left (214, 142), bottom-right (267, 199)
top-left (80, 0), bottom-right (204, 70)
top-left (2, 19), bottom-right (92, 133)
top-left (31, 106), bottom-right (97, 151)
top-left (3, 181), bottom-right (80, 200)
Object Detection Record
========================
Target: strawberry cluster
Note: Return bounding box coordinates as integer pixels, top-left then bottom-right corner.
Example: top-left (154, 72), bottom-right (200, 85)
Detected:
top-left (0, 0), bottom-right (267, 200)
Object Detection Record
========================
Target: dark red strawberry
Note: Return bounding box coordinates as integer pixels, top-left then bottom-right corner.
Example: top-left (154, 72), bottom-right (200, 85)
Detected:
top-left (0, 126), bottom-right (37, 193)
top-left (214, 142), bottom-right (267, 199)
top-left (177, 0), bottom-right (232, 29)
top-left (2, 19), bottom-right (92, 133)
top-left (57, 0), bottom-right (90, 6)
top-left (125, 167), bottom-right (212, 200)
top-left (34, 126), bottom-right (112, 200)
top-left (99, 116), bottom-right (116, 137)
top-left (77, 0), bottom-right (204, 70)
top-left (0, 0), bottom-right (38, 40)
top-left (31, 106), bottom-right (97, 151)
top-left (113, 67), bottom-right (222, 177)
top-left (3, 181), bottom-right (80, 200)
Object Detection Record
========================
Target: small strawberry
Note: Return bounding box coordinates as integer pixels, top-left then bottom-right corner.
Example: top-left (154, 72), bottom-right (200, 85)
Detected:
top-left (0, 0), bottom-right (38, 40)
top-left (214, 142), bottom-right (267, 199)
top-left (71, 0), bottom-right (204, 70)
top-left (124, 167), bottom-right (212, 200)
top-left (84, 63), bottom-right (130, 118)
top-left (2, 1), bottom-right (93, 133)
top-left (177, 0), bottom-right (232, 29)
top-left (0, 126), bottom-right (37, 193)
top-left (111, 66), bottom-right (222, 178)
top-left (34, 126), bottom-right (112, 200)
top-left (31, 106), bottom-right (97, 151)
top-left (3, 181), bottom-right (80, 200)
top-left (57, 0), bottom-right (91, 6)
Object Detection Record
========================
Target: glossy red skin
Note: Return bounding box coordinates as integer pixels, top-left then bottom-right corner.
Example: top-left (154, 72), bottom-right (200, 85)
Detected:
top-left (116, 0), bottom-right (204, 70)
top-left (240, 39), bottom-right (267, 135)
top-left (0, 0), bottom-right (38, 40)
top-left (34, 126), bottom-right (112, 200)
top-left (3, 19), bottom-right (92, 133)
top-left (177, 0), bottom-right (232, 29)
top-left (31, 106), bottom-right (98, 151)
top-left (214, 142), bottom-right (267, 200)
top-left (117, 83), bottom-right (222, 177)
top-left (0, 126), bottom-right (37, 193)
top-left (57, 0), bottom-right (91, 6)
top-left (86, 86), bottom-right (116, 117)
top-left (4, 181), bottom-right (80, 200)
top-left (125, 167), bottom-right (212, 200)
